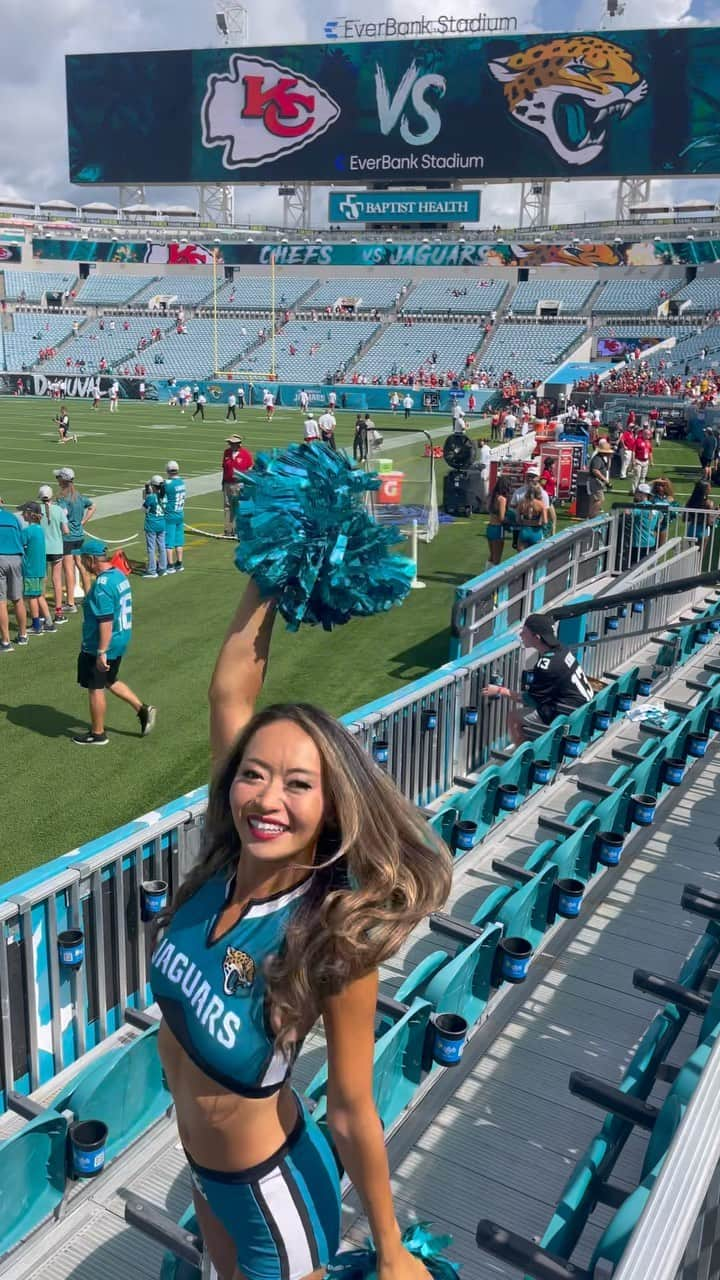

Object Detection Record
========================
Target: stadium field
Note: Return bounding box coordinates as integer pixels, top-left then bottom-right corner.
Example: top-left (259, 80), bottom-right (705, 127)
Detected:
top-left (0, 397), bottom-right (704, 878)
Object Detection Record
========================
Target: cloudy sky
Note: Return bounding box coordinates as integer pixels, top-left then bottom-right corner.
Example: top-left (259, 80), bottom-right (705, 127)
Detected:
top-left (0, 0), bottom-right (718, 228)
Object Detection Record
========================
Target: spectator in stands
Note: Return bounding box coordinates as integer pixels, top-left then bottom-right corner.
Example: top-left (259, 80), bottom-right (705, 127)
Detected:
top-left (587, 439), bottom-right (614, 517)
top-left (651, 477), bottom-right (677, 548)
top-left (630, 429), bottom-right (653, 494)
top-left (164, 462), bottom-right (186, 573)
top-left (73, 536), bottom-right (155, 746)
top-left (685, 480), bottom-right (716, 562)
top-left (222, 436), bottom-right (253, 537)
top-left (55, 467), bottom-right (95, 609)
top-left (627, 484), bottom-right (661, 567)
top-left (483, 611), bottom-right (593, 743)
top-left (485, 475), bottom-right (513, 567)
top-left (38, 483), bottom-right (68, 625)
top-left (0, 499), bottom-right (28, 651)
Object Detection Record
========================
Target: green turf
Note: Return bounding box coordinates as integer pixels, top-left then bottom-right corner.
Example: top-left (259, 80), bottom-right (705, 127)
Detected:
top-left (0, 398), bottom-right (706, 878)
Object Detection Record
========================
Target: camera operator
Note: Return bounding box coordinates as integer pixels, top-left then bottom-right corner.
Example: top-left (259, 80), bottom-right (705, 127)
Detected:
top-left (142, 475), bottom-right (167, 579)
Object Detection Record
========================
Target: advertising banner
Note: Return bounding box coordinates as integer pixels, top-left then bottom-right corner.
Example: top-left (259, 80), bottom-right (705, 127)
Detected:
top-left (0, 243), bottom-right (22, 263)
top-left (32, 238), bottom-right (720, 270)
top-left (328, 190), bottom-right (480, 223)
top-left (67, 27), bottom-right (720, 186)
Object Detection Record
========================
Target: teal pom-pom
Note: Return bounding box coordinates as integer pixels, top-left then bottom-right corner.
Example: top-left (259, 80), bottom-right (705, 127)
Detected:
top-left (325, 1223), bottom-right (461, 1278)
top-left (235, 445), bottom-right (416, 631)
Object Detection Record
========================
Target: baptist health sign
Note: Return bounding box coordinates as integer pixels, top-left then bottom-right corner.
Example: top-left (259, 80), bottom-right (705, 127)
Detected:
top-left (329, 190), bottom-right (480, 223)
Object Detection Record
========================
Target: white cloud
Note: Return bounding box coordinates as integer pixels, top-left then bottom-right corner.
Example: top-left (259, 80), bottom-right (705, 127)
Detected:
top-left (0, 0), bottom-right (715, 229)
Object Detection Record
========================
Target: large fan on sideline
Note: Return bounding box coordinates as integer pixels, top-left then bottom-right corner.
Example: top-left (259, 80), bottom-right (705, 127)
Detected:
top-left (443, 432), bottom-right (477, 471)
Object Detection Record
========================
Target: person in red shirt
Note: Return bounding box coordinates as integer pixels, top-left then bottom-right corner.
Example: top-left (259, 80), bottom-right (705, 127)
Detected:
top-left (631, 429), bottom-right (653, 493)
top-left (619, 426), bottom-right (637, 479)
top-left (221, 435), bottom-right (253, 537)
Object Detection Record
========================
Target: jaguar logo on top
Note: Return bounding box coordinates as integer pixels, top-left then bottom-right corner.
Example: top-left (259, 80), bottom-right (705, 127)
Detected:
top-left (201, 53), bottom-right (341, 168)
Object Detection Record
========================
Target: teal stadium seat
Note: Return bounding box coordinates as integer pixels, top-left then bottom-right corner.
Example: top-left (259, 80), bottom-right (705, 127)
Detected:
top-left (0, 1111), bottom-right (67, 1256)
top-left (52, 1025), bottom-right (171, 1165)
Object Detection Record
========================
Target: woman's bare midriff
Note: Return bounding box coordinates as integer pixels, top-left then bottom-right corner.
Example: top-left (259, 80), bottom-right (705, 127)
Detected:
top-left (159, 1019), bottom-right (299, 1172)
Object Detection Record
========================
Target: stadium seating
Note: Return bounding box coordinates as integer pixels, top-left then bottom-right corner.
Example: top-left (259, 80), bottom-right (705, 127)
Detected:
top-left (212, 275), bottom-right (316, 310)
top-left (145, 318), bottom-right (262, 379)
top-left (509, 278), bottom-right (595, 315)
top-left (3, 314), bottom-right (79, 371)
top-left (592, 279), bottom-right (682, 313)
top-left (671, 276), bottom-right (720, 313)
top-left (40, 316), bottom-right (172, 375)
top-left (129, 275), bottom-right (216, 307)
top-left (74, 274), bottom-right (156, 306)
top-left (645, 323), bottom-right (720, 374)
top-left (305, 278), bottom-right (408, 311)
top-left (251, 318), bottom-right (379, 382)
top-left (2, 270), bottom-right (77, 302)
top-left (350, 320), bottom-right (484, 383)
top-left (402, 278), bottom-right (508, 315)
top-left (478, 321), bottom-right (586, 381)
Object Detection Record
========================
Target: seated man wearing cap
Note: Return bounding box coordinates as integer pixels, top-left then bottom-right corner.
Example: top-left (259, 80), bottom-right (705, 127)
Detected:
top-left (484, 612), bottom-right (593, 743)
top-left (221, 436), bottom-right (253, 537)
top-left (73, 537), bottom-right (156, 746)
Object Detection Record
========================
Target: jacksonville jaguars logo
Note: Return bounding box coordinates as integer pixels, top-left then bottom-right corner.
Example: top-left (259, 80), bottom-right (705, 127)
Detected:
top-left (489, 36), bottom-right (648, 167)
top-left (222, 945), bottom-right (256, 996)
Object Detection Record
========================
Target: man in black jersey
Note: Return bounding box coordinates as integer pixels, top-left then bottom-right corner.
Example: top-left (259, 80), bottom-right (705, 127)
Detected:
top-left (484, 612), bottom-right (593, 742)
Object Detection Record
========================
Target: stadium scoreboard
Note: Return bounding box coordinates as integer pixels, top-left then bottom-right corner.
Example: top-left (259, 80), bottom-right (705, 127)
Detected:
top-left (66, 27), bottom-right (720, 186)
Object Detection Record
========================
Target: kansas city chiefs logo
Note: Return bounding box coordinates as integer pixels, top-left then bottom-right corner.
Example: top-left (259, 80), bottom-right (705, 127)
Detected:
top-left (202, 54), bottom-right (340, 168)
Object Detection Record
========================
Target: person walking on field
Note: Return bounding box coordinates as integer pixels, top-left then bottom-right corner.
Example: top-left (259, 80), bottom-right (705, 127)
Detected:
top-left (402, 392), bottom-right (413, 420)
top-left (226, 393), bottom-right (237, 422)
top-left (221, 436), bottom-right (253, 537)
top-left (192, 393), bottom-right (206, 422)
top-left (73, 536), bottom-right (156, 746)
top-left (630, 428), bottom-right (653, 493)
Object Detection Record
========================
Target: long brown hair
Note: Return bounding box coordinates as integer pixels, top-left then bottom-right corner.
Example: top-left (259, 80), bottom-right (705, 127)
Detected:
top-left (159, 703), bottom-right (453, 1053)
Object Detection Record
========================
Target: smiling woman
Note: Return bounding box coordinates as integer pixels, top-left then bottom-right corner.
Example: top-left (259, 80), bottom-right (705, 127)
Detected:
top-left (150, 576), bottom-right (453, 1280)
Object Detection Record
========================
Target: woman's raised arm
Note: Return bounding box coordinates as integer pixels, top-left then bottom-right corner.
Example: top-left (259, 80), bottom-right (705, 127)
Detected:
top-left (208, 579), bottom-right (277, 767)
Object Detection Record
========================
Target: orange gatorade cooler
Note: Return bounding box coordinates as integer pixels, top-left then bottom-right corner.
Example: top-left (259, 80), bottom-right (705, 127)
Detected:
top-left (377, 471), bottom-right (405, 504)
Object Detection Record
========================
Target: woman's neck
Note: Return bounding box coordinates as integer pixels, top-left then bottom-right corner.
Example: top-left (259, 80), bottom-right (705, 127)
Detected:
top-left (231, 855), bottom-right (314, 905)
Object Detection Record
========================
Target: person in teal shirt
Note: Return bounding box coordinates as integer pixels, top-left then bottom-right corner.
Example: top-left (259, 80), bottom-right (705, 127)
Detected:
top-left (74, 536), bottom-right (157, 746)
top-left (20, 502), bottom-right (55, 635)
top-left (142, 476), bottom-right (168, 578)
top-left (0, 503), bottom-right (28, 651)
top-left (54, 467), bottom-right (96, 611)
top-left (164, 460), bottom-right (186, 573)
top-left (38, 483), bottom-right (69, 623)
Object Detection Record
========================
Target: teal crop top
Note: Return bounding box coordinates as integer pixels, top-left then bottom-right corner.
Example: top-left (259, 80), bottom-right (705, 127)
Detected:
top-left (150, 872), bottom-right (314, 1096)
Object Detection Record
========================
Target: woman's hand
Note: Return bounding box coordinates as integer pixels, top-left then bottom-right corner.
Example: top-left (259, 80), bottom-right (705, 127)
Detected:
top-left (377, 1247), bottom-right (433, 1280)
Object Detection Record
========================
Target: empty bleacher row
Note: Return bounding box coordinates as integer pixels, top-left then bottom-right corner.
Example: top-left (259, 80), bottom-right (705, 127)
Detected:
top-left (402, 278), bottom-right (508, 315)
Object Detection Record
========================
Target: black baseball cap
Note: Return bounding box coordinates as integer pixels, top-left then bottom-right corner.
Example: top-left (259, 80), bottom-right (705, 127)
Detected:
top-left (524, 613), bottom-right (560, 647)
